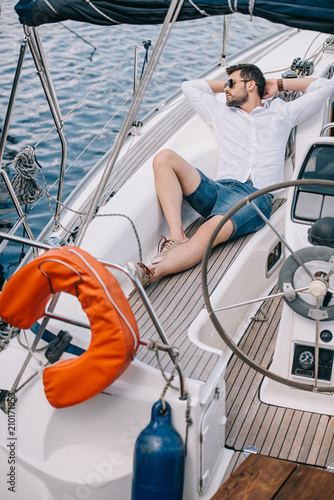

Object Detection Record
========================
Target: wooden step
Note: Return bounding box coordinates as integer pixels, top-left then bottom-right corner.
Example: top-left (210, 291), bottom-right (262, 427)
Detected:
top-left (212, 453), bottom-right (334, 499)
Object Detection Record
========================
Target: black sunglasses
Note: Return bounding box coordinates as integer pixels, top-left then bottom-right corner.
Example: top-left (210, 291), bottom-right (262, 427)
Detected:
top-left (226, 79), bottom-right (252, 89)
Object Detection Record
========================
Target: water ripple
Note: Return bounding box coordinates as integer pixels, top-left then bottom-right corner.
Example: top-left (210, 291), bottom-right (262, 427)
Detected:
top-left (0, 1), bottom-right (282, 277)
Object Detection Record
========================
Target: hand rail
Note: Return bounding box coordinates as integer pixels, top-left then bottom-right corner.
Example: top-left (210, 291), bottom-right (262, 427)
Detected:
top-left (320, 122), bottom-right (334, 136)
top-left (23, 25), bottom-right (67, 227)
top-left (0, 39), bottom-right (27, 165)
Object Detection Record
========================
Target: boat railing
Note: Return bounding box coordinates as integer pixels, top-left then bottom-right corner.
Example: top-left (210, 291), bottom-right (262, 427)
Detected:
top-left (0, 26), bottom-right (68, 228)
top-left (320, 122), bottom-right (334, 136)
top-left (0, 24), bottom-right (65, 262)
top-left (24, 25), bottom-right (67, 227)
top-left (0, 168), bottom-right (37, 257)
top-left (0, 19), bottom-right (297, 269)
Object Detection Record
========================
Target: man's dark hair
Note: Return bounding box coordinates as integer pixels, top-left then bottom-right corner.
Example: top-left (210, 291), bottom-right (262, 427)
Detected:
top-left (226, 64), bottom-right (266, 99)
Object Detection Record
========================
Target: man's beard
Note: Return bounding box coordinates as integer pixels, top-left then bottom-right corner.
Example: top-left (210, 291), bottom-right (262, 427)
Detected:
top-left (226, 90), bottom-right (248, 108)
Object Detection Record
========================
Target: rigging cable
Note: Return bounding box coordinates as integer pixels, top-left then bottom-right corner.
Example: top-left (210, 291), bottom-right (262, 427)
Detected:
top-left (59, 22), bottom-right (97, 56)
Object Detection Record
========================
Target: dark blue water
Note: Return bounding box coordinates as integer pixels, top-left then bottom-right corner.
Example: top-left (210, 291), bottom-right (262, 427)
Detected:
top-left (0, 1), bottom-right (283, 280)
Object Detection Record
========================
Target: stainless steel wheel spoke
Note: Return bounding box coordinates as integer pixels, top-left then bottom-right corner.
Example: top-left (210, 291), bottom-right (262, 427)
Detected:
top-left (212, 286), bottom-right (309, 313)
top-left (326, 270), bottom-right (334, 281)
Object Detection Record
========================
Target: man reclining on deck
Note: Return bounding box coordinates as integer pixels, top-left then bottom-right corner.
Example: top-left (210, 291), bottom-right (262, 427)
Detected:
top-left (129, 63), bottom-right (334, 285)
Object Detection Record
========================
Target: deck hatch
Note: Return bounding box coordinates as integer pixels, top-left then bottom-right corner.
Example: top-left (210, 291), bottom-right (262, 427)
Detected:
top-left (199, 390), bottom-right (226, 494)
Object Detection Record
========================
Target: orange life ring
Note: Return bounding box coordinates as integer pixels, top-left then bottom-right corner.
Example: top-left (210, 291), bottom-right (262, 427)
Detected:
top-left (0, 246), bottom-right (139, 408)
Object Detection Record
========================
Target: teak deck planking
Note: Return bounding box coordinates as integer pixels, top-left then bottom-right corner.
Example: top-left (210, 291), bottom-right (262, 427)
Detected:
top-left (224, 297), bottom-right (334, 472)
top-left (213, 454), bottom-right (334, 499)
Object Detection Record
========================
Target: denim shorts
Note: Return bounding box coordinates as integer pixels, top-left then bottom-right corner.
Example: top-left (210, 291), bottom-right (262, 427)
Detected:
top-left (183, 169), bottom-right (273, 240)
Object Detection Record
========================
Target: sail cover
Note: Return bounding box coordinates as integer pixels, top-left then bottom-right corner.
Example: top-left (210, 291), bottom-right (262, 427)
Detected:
top-left (15, 0), bottom-right (334, 33)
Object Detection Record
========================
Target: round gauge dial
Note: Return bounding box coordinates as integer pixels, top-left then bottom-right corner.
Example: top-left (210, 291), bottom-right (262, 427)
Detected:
top-left (320, 330), bottom-right (333, 343)
top-left (297, 350), bottom-right (314, 370)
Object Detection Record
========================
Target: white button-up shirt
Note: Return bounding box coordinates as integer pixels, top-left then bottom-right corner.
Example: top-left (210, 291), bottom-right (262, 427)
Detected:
top-left (181, 78), bottom-right (334, 189)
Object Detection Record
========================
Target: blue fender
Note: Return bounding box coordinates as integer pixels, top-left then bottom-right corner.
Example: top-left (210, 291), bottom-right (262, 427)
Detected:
top-left (132, 400), bottom-right (185, 499)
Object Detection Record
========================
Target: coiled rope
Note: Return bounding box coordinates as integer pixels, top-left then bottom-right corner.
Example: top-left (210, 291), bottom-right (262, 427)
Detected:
top-left (12, 146), bottom-right (43, 206)
top-left (6, 143), bottom-right (143, 260)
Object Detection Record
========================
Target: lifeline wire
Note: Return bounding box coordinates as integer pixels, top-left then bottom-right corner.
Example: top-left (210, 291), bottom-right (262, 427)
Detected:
top-left (6, 141), bottom-right (143, 261)
top-left (30, 92), bottom-right (134, 210)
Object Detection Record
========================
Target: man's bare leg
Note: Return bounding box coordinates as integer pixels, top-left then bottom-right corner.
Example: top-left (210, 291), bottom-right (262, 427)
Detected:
top-left (153, 149), bottom-right (201, 241)
top-left (148, 214), bottom-right (234, 281)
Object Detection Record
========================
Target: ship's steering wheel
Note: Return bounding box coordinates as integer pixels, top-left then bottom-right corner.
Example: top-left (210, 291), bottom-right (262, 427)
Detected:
top-left (201, 178), bottom-right (334, 392)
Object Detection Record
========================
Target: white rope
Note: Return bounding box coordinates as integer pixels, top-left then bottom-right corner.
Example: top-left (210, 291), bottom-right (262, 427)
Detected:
top-left (303, 33), bottom-right (322, 60)
top-left (12, 146), bottom-right (43, 205)
top-left (42, 0), bottom-right (58, 15)
top-left (84, 0), bottom-right (120, 25)
top-left (227, 0), bottom-right (237, 13)
top-left (263, 41), bottom-right (329, 75)
top-left (188, 0), bottom-right (209, 16)
top-left (249, 0), bottom-right (256, 19)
